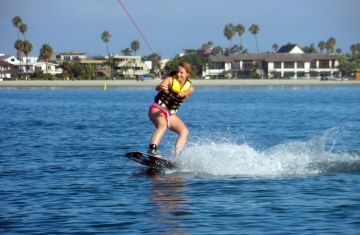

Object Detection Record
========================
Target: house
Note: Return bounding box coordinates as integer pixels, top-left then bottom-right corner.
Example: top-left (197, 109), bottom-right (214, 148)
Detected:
top-left (0, 60), bottom-right (15, 80)
top-left (81, 55), bottom-right (151, 78)
top-left (204, 44), bottom-right (339, 79)
top-left (112, 55), bottom-right (150, 77)
top-left (276, 44), bottom-right (304, 53)
top-left (0, 54), bottom-right (62, 77)
top-left (0, 55), bottom-right (20, 64)
top-left (56, 52), bottom-right (87, 61)
top-left (0, 55), bottom-right (24, 76)
top-left (29, 62), bottom-right (63, 75)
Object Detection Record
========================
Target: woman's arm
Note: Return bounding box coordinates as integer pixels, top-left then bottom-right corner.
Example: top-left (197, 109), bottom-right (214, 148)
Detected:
top-left (179, 85), bottom-right (194, 100)
top-left (156, 76), bottom-right (172, 92)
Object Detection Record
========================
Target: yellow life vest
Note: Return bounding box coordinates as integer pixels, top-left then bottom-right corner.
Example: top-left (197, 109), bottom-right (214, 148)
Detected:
top-left (154, 76), bottom-right (192, 114)
top-left (171, 76), bottom-right (191, 93)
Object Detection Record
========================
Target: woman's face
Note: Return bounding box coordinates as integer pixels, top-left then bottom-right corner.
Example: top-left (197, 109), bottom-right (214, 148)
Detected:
top-left (177, 66), bottom-right (189, 81)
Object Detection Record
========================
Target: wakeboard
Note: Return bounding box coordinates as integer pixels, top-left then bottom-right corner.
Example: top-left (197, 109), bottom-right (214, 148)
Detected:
top-left (125, 151), bottom-right (176, 170)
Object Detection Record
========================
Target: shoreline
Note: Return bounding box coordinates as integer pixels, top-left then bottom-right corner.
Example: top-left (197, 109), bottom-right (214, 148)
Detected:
top-left (0, 79), bottom-right (359, 88)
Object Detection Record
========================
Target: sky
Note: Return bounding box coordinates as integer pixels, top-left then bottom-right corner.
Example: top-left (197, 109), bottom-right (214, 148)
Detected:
top-left (1, 0), bottom-right (359, 59)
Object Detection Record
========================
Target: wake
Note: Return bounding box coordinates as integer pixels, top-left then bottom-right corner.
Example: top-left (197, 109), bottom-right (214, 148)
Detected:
top-left (171, 132), bottom-right (360, 177)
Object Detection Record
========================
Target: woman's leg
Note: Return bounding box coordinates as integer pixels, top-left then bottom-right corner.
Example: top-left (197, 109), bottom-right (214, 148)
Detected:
top-left (148, 108), bottom-right (168, 146)
top-left (169, 115), bottom-right (188, 155)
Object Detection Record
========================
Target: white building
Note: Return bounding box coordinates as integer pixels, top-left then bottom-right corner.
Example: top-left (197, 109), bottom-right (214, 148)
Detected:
top-left (0, 55), bottom-right (62, 77)
top-left (204, 44), bottom-right (339, 79)
top-left (56, 52), bottom-right (87, 61)
top-left (0, 60), bottom-right (15, 79)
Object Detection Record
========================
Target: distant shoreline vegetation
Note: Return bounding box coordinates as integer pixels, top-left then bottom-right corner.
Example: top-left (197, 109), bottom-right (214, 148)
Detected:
top-left (4, 16), bottom-right (360, 81)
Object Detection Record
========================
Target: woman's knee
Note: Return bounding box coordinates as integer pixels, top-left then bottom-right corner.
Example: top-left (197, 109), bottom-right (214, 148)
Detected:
top-left (179, 126), bottom-right (188, 137)
top-left (157, 123), bottom-right (168, 132)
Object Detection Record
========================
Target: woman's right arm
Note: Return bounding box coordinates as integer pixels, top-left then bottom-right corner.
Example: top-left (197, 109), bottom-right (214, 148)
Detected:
top-left (156, 76), bottom-right (171, 92)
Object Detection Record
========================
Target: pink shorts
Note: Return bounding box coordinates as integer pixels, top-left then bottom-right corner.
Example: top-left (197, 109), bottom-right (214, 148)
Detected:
top-left (149, 103), bottom-right (170, 128)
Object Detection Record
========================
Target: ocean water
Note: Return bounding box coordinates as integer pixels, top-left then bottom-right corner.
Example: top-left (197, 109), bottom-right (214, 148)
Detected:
top-left (1, 85), bottom-right (360, 234)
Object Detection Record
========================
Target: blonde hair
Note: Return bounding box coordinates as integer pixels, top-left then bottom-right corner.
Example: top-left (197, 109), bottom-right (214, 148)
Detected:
top-left (178, 61), bottom-right (193, 76)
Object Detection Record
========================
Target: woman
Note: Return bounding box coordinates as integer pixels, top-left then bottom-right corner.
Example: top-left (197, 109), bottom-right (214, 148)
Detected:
top-left (148, 61), bottom-right (194, 157)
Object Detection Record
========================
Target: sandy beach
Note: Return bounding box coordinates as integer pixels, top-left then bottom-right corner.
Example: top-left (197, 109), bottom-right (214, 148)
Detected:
top-left (0, 79), bottom-right (359, 88)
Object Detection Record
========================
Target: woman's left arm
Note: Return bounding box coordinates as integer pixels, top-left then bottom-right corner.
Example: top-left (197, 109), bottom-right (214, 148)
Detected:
top-left (180, 86), bottom-right (194, 100)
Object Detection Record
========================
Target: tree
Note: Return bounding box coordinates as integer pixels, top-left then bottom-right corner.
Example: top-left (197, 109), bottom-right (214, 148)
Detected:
top-left (143, 53), bottom-right (162, 77)
top-left (19, 23), bottom-right (28, 40)
top-left (18, 21), bottom-right (30, 75)
top-left (21, 40), bottom-right (32, 61)
top-left (12, 16), bottom-right (23, 74)
top-left (12, 16), bottom-right (22, 41)
top-left (14, 40), bottom-right (23, 60)
top-left (101, 31), bottom-right (111, 55)
top-left (201, 41), bottom-right (214, 54)
top-left (337, 54), bottom-right (360, 77)
top-left (101, 31), bottom-right (111, 78)
top-left (350, 43), bottom-right (360, 55)
top-left (223, 23), bottom-right (236, 55)
top-left (236, 24), bottom-right (245, 51)
top-left (39, 43), bottom-right (54, 75)
top-left (121, 48), bottom-right (132, 55)
top-left (212, 46), bottom-right (224, 55)
top-left (318, 41), bottom-right (325, 53)
top-left (165, 54), bottom-right (208, 78)
top-left (303, 43), bottom-right (318, 53)
top-left (21, 40), bottom-right (32, 78)
top-left (272, 43), bottom-right (279, 53)
top-left (335, 48), bottom-right (342, 55)
top-left (325, 37), bottom-right (336, 54)
top-left (130, 40), bottom-right (140, 55)
top-left (249, 24), bottom-right (260, 53)
top-left (201, 41), bottom-right (214, 50)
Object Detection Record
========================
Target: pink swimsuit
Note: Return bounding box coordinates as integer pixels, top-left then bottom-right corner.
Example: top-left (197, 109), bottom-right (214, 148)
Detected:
top-left (149, 103), bottom-right (171, 128)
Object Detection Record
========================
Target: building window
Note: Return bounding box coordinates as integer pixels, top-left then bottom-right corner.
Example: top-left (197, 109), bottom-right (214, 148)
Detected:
top-left (243, 61), bottom-right (253, 70)
top-left (311, 61), bottom-right (317, 68)
top-left (274, 62), bottom-right (281, 68)
top-left (284, 62), bottom-right (294, 68)
top-left (210, 62), bottom-right (224, 70)
top-left (319, 60), bottom-right (330, 68)
top-left (297, 62), bottom-right (304, 68)
top-left (231, 62), bottom-right (240, 70)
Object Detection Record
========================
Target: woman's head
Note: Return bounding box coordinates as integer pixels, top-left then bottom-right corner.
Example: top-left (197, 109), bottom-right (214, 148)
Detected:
top-left (177, 61), bottom-right (193, 80)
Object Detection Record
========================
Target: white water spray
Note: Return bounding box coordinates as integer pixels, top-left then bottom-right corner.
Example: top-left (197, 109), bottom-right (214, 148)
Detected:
top-left (171, 131), bottom-right (360, 177)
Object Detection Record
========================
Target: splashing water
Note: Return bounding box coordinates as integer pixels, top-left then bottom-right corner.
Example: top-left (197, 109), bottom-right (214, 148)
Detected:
top-left (172, 131), bottom-right (360, 177)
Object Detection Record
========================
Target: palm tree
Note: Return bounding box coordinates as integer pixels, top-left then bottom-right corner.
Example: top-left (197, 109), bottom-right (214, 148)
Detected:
top-left (21, 40), bottom-right (32, 78)
top-left (18, 22), bottom-right (29, 73)
top-left (325, 37), bottom-right (336, 54)
top-left (236, 24), bottom-right (245, 52)
top-left (14, 40), bottom-right (23, 59)
top-left (249, 24), bottom-right (260, 53)
top-left (12, 16), bottom-right (22, 41)
top-left (335, 48), bottom-right (342, 55)
top-left (12, 16), bottom-right (23, 75)
top-left (350, 43), bottom-right (360, 55)
top-left (318, 41), bottom-right (325, 54)
top-left (121, 48), bottom-right (132, 56)
top-left (223, 23), bottom-right (236, 55)
top-left (101, 31), bottom-right (111, 78)
top-left (212, 46), bottom-right (224, 55)
top-left (19, 23), bottom-right (28, 40)
top-left (101, 31), bottom-right (111, 56)
top-left (39, 43), bottom-right (54, 75)
top-left (130, 40), bottom-right (140, 56)
top-left (303, 43), bottom-right (317, 53)
top-left (272, 43), bottom-right (279, 53)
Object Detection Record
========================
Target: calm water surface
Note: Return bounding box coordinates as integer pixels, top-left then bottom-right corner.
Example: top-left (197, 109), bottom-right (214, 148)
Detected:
top-left (1, 85), bottom-right (360, 234)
